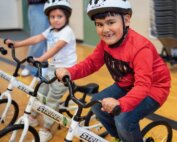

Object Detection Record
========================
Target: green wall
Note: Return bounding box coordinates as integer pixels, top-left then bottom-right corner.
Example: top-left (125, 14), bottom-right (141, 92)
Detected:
top-left (22, 1), bottom-right (29, 33)
top-left (83, 1), bottom-right (99, 46)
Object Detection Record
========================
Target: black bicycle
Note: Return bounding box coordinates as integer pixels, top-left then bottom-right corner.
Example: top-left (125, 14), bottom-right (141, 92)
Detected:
top-left (62, 76), bottom-right (173, 142)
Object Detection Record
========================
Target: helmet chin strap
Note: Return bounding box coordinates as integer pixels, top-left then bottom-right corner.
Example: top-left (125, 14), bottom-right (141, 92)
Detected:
top-left (108, 14), bottom-right (129, 48)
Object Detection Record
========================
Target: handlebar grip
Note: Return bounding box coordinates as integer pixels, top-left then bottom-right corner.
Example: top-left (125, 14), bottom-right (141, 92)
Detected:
top-left (112, 105), bottom-right (121, 116)
top-left (0, 47), bottom-right (7, 55)
top-left (62, 75), bottom-right (71, 87)
top-left (27, 56), bottom-right (41, 67)
top-left (3, 39), bottom-right (13, 49)
top-left (27, 56), bottom-right (35, 64)
top-left (41, 61), bottom-right (48, 68)
top-left (62, 75), bottom-right (70, 82)
top-left (3, 39), bottom-right (8, 44)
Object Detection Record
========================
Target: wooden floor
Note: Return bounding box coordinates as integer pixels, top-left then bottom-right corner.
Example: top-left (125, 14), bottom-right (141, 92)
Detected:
top-left (0, 38), bottom-right (177, 141)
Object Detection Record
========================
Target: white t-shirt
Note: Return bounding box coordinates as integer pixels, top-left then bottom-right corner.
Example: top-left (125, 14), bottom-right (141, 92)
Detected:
top-left (42, 25), bottom-right (77, 68)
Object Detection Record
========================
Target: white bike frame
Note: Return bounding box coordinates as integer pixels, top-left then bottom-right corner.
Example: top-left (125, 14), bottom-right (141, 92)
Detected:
top-left (65, 119), bottom-right (108, 142)
top-left (0, 69), bottom-right (71, 140)
top-left (0, 70), bottom-right (104, 142)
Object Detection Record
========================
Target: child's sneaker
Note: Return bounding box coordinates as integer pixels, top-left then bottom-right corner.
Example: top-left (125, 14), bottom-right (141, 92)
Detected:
top-left (39, 129), bottom-right (53, 142)
top-left (28, 116), bottom-right (39, 127)
top-left (21, 68), bottom-right (30, 76)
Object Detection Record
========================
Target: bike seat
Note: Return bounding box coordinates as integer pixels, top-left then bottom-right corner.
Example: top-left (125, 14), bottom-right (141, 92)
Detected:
top-left (74, 83), bottom-right (99, 95)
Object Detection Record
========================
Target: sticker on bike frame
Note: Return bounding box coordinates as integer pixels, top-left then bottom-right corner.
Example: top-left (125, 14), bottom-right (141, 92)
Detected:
top-left (80, 132), bottom-right (102, 142)
top-left (35, 105), bottom-right (70, 126)
top-left (0, 71), bottom-right (11, 81)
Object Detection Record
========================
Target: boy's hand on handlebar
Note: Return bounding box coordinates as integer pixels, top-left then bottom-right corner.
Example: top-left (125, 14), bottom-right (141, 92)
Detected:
top-left (56, 68), bottom-right (71, 82)
top-left (101, 98), bottom-right (120, 114)
top-left (34, 57), bottom-right (43, 63)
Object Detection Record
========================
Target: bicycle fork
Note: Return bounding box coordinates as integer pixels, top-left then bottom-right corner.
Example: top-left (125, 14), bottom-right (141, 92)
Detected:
top-left (9, 97), bottom-right (35, 142)
top-left (0, 84), bottom-right (13, 123)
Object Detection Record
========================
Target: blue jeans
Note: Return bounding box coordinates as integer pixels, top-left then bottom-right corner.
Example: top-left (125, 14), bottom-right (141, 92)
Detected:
top-left (26, 4), bottom-right (49, 75)
top-left (91, 84), bottom-right (160, 142)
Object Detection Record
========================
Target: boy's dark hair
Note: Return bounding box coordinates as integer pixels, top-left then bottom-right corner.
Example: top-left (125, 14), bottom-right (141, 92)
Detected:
top-left (92, 11), bottom-right (122, 20)
top-left (92, 9), bottom-right (132, 21)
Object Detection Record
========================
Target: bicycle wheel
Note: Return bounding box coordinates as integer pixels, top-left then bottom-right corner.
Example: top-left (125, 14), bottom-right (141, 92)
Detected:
top-left (141, 121), bottom-right (173, 142)
top-left (0, 99), bottom-right (19, 131)
top-left (0, 124), bottom-right (40, 142)
top-left (84, 110), bottom-right (108, 138)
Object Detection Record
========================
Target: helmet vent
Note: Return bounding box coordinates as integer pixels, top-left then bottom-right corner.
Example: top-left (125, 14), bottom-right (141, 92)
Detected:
top-left (87, 0), bottom-right (132, 20)
top-left (89, 0), bottom-right (106, 5)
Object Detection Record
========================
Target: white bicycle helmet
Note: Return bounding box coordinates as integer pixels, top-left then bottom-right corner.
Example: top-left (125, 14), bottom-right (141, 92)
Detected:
top-left (44, 0), bottom-right (72, 16)
top-left (87, 0), bottom-right (132, 20)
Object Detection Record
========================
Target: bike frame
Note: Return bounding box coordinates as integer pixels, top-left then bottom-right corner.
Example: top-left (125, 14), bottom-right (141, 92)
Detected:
top-left (0, 69), bottom-right (71, 141)
top-left (66, 119), bottom-right (108, 142)
top-left (0, 70), bottom-right (67, 126)
top-left (0, 69), bottom-right (105, 142)
top-left (61, 77), bottom-right (109, 142)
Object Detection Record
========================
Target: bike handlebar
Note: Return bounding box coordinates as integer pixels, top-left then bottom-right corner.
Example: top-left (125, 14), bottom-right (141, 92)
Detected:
top-left (4, 39), bottom-right (27, 64)
top-left (4, 39), bottom-right (48, 68)
top-left (27, 56), bottom-right (48, 68)
top-left (26, 56), bottom-right (56, 84)
top-left (3, 39), bottom-right (57, 97)
top-left (3, 39), bottom-right (48, 77)
top-left (62, 75), bottom-right (121, 116)
top-left (0, 47), bottom-right (8, 55)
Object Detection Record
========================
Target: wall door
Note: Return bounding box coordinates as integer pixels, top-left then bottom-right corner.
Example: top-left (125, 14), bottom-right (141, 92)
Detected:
top-left (0, 0), bottom-right (23, 30)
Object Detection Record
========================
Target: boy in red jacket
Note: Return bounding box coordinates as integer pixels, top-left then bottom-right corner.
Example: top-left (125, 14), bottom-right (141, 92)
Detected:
top-left (56, 0), bottom-right (171, 141)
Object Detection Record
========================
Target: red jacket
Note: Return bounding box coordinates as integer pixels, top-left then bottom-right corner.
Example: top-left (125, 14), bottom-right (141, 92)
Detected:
top-left (68, 29), bottom-right (171, 112)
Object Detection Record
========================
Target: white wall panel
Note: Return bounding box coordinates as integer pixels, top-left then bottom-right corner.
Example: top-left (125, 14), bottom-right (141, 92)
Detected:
top-left (0, 0), bottom-right (23, 30)
top-left (70, 0), bottom-right (84, 40)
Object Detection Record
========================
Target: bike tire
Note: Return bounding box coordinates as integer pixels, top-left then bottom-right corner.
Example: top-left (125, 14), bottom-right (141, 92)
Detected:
top-left (84, 110), bottom-right (108, 138)
top-left (141, 121), bottom-right (173, 142)
top-left (0, 124), bottom-right (40, 142)
top-left (0, 99), bottom-right (19, 131)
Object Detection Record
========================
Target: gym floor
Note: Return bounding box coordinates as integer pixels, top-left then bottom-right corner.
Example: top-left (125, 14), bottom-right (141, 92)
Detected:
top-left (0, 36), bottom-right (177, 141)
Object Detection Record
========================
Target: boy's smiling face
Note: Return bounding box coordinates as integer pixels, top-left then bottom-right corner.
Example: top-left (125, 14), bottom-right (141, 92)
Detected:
top-left (49, 9), bottom-right (67, 29)
top-left (95, 14), bottom-right (130, 46)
